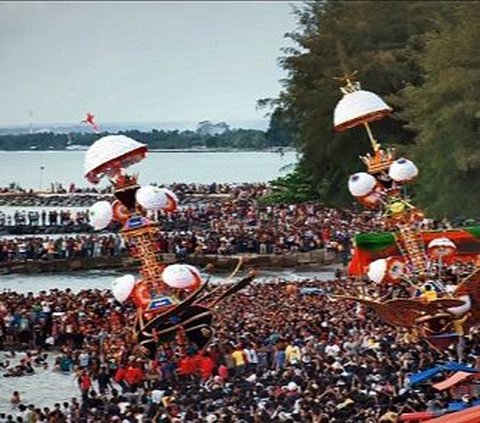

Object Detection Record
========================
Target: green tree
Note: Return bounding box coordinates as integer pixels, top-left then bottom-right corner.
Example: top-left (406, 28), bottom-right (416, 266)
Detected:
top-left (259, 160), bottom-right (320, 204)
top-left (265, 107), bottom-right (296, 147)
top-left (271, 0), bottom-right (452, 206)
top-left (205, 136), bottom-right (219, 148)
top-left (399, 3), bottom-right (480, 218)
top-left (0, 128), bottom-right (269, 151)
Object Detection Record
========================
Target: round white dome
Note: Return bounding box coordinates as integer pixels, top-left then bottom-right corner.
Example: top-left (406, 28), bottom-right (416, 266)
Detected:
top-left (428, 237), bottom-right (456, 250)
top-left (162, 264), bottom-right (200, 289)
top-left (111, 275), bottom-right (135, 303)
top-left (348, 172), bottom-right (377, 197)
top-left (136, 185), bottom-right (168, 211)
top-left (334, 90), bottom-right (392, 131)
top-left (89, 200), bottom-right (113, 230)
top-left (388, 158), bottom-right (418, 182)
top-left (84, 135), bottom-right (147, 184)
top-left (367, 259), bottom-right (387, 284)
top-left (427, 238), bottom-right (457, 259)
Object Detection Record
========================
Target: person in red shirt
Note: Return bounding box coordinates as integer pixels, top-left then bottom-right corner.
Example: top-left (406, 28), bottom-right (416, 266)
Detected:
top-left (124, 361), bottom-right (145, 389)
top-left (177, 354), bottom-right (196, 377)
top-left (198, 351), bottom-right (215, 381)
top-left (78, 370), bottom-right (92, 401)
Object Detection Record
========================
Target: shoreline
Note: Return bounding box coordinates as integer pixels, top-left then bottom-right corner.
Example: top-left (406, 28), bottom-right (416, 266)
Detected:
top-left (0, 249), bottom-right (339, 275)
top-left (0, 148), bottom-right (295, 153)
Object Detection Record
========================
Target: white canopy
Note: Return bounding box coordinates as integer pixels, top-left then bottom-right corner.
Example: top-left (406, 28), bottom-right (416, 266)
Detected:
top-left (334, 90), bottom-right (392, 131)
top-left (84, 135), bottom-right (147, 183)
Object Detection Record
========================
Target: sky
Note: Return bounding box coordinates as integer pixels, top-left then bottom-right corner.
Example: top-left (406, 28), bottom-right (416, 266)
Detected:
top-left (0, 1), bottom-right (300, 128)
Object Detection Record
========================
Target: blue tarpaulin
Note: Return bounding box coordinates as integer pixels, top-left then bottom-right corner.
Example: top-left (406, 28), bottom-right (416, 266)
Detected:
top-left (409, 362), bottom-right (478, 386)
top-left (299, 287), bottom-right (324, 295)
top-left (447, 401), bottom-right (469, 412)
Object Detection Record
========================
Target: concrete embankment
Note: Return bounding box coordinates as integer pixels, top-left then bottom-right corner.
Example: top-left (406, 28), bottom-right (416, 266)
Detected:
top-left (0, 249), bottom-right (339, 274)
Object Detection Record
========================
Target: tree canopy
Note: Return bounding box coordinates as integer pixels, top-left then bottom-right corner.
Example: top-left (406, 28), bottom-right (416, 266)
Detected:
top-left (0, 127), bottom-right (282, 151)
top-left (269, 0), bottom-right (479, 217)
top-left (399, 3), bottom-right (480, 218)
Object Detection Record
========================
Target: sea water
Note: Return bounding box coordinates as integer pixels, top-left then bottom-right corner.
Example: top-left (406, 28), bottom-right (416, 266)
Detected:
top-left (0, 268), bottom-right (336, 294)
top-left (0, 150), bottom-right (297, 188)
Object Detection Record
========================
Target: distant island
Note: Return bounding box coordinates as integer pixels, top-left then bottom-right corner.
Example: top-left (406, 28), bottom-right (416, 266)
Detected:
top-left (0, 120), bottom-right (295, 151)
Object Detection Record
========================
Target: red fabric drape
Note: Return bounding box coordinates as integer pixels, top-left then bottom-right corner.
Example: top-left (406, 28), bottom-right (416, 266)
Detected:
top-left (349, 230), bottom-right (480, 276)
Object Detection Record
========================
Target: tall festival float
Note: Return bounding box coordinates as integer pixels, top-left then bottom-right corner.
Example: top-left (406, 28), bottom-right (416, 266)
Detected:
top-left (331, 75), bottom-right (480, 352)
top-left (83, 135), bottom-right (255, 357)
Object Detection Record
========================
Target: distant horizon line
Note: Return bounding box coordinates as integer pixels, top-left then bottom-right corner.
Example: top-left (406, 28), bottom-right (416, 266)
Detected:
top-left (0, 117), bottom-right (269, 129)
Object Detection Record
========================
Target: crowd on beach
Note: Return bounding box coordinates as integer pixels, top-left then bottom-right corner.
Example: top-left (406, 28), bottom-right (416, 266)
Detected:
top-left (1, 181), bottom-right (463, 267)
top-left (0, 182), bottom-right (261, 197)
top-left (0, 210), bottom-right (90, 228)
top-left (0, 235), bottom-right (123, 264)
top-left (0, 185), bottom-right (371, 264)
top-left (0, 183), bottom-right (266, 209)
top-left (0, 207), bottom-right (351, 264)
top-left (1, 184), bottom-right (479, 421)
top-left (1, 267), bottom-right (479, 422)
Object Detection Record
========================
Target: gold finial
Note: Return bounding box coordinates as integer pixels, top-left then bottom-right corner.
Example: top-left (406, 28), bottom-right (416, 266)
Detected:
top-left (334, 70), bottom-right (360, 94)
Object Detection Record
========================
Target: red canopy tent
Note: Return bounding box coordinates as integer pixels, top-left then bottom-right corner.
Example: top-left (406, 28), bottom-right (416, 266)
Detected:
top-left (348, 227), bottom-right (480, 276)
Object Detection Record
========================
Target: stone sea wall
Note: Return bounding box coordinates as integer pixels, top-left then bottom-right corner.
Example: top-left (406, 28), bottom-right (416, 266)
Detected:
top-left (0, 249), bottom-right (338, 274)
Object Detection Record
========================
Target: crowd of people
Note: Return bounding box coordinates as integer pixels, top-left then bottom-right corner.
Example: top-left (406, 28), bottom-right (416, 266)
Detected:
top-left (0, 201), bottom-right (370, 264)
top-left (1, 181), bottom-right (468, 265)
top-left (0, 210), bottom-right (90, 228)
top-left (0, 182), bottom-right (369, 263)
top-left (0, 182), bottom-right (264, 197)
top-left (1, 182), bottom-right (479, 421)
top-left (0, 235), bottom-right (123, 264)
top-left (0, 183), bottom-right (266, 209)
top-left (0, 268), bottom-right (479, 422)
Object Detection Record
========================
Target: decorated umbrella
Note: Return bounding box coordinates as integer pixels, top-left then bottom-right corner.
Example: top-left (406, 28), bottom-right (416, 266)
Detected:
top-left (428, 237), bottom-right (457, 280)
top-left (333, 73), bottom-right (392, 143)
top-left (84, 135), bottom-right (147, 184)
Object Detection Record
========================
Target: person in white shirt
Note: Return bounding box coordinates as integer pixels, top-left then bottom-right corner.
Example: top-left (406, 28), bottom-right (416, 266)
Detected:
top-left (245, 344), bottom-right (258, 371)
top-left (78, 351), bottom-right (90, 368)
top-left (325, 343), bottom-right (340, 357)
top-left (151, 382), bottom-right (165, 404)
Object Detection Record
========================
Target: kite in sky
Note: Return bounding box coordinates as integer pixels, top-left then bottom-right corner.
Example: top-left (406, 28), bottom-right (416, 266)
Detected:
top-left (81, 112), bottom-right (99, 132)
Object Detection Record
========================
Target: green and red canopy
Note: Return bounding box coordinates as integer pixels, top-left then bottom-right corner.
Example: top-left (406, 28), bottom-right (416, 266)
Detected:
top-left (348, 226), bottom-right (480, 276)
